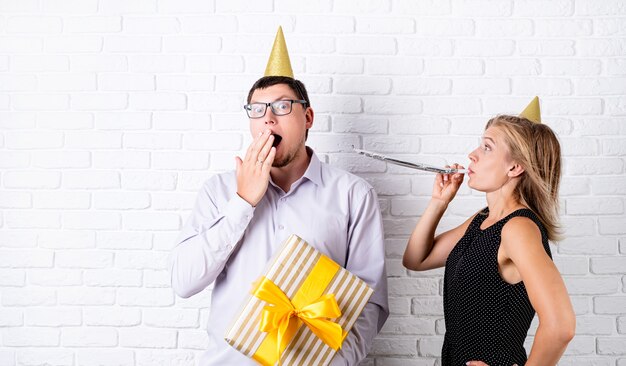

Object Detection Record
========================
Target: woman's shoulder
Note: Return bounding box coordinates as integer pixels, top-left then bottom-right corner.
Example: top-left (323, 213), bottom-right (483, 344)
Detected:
top-left (503, 215), bottom-right (542, 237)
top-left (503, 208), bottom-right (547, 236)
top-left (500, 213), bottom-right (551, 259)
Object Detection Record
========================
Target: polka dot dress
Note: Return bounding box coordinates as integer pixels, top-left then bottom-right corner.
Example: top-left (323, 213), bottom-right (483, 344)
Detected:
top-left (441, 208), bottom-right (552, 366)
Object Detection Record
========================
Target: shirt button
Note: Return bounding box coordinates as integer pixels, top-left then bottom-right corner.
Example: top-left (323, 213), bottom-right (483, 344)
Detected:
top-left (278, 225), bottom-right (284, 230)
top-left (226, 244), bottom-right (232, 251)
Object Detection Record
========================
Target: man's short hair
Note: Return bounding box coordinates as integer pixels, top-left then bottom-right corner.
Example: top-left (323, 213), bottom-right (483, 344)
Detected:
top-left (247, 76), bottom-right (311, 108)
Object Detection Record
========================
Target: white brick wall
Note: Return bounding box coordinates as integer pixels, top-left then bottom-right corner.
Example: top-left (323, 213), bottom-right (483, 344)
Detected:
top-left (1, 1), bottom-right (625, 365)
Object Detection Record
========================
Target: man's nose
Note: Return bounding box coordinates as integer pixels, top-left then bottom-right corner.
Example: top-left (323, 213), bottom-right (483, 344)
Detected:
top-left (264, 107), bottom-right (277, 125)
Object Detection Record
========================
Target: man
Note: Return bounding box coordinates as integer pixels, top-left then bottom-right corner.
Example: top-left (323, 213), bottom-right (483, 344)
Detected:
top-left (169, 27), bottom-right (388, 365)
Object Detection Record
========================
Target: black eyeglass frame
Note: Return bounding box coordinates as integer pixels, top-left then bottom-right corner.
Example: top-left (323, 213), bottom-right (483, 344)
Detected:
top-left (243, 99), bottom-right (308, 119)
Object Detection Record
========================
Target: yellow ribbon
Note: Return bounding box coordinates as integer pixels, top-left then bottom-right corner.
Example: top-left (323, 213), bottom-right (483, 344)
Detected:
top-left (252, 276), bottom-right (343, 364)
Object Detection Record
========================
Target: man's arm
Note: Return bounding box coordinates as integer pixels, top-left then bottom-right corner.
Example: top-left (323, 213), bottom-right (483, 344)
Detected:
top-left (170, 131), bottom-right (276, 298)
top-left (169, 180), bottom-right (254, 298)
top-left (330, 185), bottom-right (389, 365)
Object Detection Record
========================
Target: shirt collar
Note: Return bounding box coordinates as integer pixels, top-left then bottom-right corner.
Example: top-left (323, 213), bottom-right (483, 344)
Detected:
top-left (302, 146), bottom-right (322, 186)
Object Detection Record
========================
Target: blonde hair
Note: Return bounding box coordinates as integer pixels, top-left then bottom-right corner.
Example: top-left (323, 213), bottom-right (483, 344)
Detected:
top-left (486, 115), bottom-right (562, 241)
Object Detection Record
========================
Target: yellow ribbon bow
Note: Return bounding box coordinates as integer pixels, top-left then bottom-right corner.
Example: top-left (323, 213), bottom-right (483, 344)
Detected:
top-left (252, 276), bottom-right (343, 363)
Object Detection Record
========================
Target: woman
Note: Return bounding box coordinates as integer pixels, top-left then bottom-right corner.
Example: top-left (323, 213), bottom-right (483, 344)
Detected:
top-left (403, 115), bottom-right (575, 365)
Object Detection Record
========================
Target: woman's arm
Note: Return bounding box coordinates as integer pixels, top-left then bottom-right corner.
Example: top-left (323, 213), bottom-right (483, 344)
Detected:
top-left (403, 200), bottom-right (475, 271)
top-left (501, 217), bottom-right (576, 365)
top-left (403, 166), bottom-right (470, 271)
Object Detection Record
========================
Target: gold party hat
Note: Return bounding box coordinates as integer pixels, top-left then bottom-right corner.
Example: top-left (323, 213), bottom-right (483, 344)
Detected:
top-left (519, 96), bottom-right (541, 123)
top-left (264, 26), bottom-right (294, 78)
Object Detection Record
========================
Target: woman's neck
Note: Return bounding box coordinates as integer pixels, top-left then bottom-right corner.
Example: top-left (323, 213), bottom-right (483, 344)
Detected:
top-left (485, 181), bottom-right (524, 221)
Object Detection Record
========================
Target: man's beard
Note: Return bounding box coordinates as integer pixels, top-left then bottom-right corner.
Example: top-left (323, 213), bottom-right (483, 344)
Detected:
top-left (272, 148), bottom-right (298, 168)
top-left (272, 137), bottom-right (305, 168)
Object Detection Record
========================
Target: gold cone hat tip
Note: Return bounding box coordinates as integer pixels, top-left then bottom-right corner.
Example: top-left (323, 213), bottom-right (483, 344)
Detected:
top-left (264, 26), bottom-right (294, 78)
top-left (519, 96), bottom-right (541, 124)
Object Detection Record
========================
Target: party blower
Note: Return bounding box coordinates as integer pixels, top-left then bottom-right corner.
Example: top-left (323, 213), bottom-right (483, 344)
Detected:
top-left (353, 147), bottom-right (467, 174)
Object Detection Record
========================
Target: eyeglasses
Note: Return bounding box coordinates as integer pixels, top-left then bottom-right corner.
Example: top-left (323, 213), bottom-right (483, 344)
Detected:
top-left (243, 99), bottom-right (307, 119)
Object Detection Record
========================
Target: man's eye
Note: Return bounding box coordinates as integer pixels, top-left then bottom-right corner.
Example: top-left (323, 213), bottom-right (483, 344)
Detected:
top-left (276, 102), bottom-right (289, 110)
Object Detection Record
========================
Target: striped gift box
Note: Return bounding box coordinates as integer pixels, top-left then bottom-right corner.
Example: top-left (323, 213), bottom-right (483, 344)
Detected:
top-left (224, 234), bottom-right (374, 366)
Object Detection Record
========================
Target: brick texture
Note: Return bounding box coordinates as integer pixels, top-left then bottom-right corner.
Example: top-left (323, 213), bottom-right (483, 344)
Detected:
top-left (1, 2), bottom-right (625, 364)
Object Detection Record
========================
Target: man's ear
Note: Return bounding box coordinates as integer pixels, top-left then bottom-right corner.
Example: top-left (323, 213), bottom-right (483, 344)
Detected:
top-left (508, 163), bottom-right (525, 178)
top-left (305, 107), bottom-right (314, 129)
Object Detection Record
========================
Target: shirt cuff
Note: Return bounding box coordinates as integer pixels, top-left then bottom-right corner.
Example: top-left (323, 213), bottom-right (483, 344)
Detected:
top-left (218, 193), bottom-right (255, 250)
top-left (227, 192), bottom-right (255, 219)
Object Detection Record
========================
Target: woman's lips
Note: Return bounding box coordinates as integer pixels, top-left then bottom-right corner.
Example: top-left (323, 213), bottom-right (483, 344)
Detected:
top-left (272, 134), bottom-right (282, 147)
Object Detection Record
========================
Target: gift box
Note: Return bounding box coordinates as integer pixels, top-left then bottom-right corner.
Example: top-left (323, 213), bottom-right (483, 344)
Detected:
top-left (224, 234), bottom-right (374, 365)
